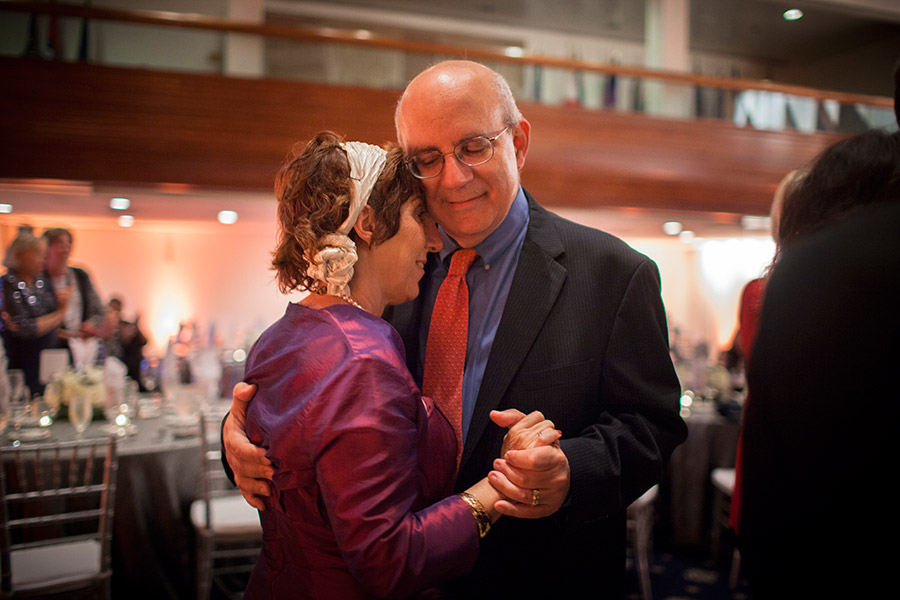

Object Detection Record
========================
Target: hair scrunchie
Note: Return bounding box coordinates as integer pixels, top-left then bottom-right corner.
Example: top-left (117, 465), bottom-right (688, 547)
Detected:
top-left (305, 141), bottom-right (387, 296)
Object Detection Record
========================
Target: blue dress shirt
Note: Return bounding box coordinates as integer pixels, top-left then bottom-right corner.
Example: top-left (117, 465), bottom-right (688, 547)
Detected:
top-left (418, 187), bottom-right (530, 442)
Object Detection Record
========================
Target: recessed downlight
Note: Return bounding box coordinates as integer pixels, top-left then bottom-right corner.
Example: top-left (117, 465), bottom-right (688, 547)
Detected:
top-left (118, 215), bottom-right (135, 227)
top-left (110, 197), bottom-right (130, 210)
top-left (783, 9), bottom-right (803, 21)
top-left (663, 221), bottom-right (683, 235)
top-left (217, 210), bottom-right (239, 225)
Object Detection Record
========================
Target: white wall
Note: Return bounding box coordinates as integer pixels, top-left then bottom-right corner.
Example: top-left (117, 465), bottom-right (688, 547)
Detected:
top-left (9, 210), bottom-right (772, 362)
top-left (13, 215), bottom-right (296, 357)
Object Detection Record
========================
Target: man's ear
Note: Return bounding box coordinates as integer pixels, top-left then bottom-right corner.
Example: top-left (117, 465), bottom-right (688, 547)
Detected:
top-left (512, 118), bottom-right (531, 170)
top-left (352, 205), bottom-right (376, 246)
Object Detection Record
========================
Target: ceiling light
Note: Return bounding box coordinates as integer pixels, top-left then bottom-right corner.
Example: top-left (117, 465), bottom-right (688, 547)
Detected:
top-left (0, 203), bottom-right (12, 213)
top-left (679, 230), bottom-right (695, 243)
top-left (110, 197), bottom-right (130, 210)
top-left (217, 210), bottom-right (239, 225)
top-left (504, 46), bottom-right (524, 58)
top-left (663, 221), bottom-right (683, 235)
top-left (783, 9), bottom-right (803, 21)
top-left (118, 215), bottom-right (135, 228)
top-left (740, 215), bottom-right (771, 231)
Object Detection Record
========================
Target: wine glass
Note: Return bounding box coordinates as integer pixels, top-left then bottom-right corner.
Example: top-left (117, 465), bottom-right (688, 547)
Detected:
top-left (69, 394), bottom-right (93, 436)
top-left (8, 370), bottom-right (31, 432)
top-left (7, 369), bottom-right (24, 398)
top-left (0, 378), bottom-right (9, 437)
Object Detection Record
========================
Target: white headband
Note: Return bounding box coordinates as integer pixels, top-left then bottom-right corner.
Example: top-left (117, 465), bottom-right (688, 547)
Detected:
top-left (305, 140), bottom-right (387, 298)
top-left (337, 141), bottom-right (388, 235)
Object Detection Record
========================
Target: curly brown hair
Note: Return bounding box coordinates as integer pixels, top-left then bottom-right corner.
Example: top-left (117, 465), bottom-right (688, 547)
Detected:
top-left (271, 131), bottom-right (424, 294)
top-left (777, 129), bottom-right (900, 251)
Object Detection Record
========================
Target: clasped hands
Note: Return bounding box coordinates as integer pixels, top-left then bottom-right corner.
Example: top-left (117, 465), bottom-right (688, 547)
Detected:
top-left (487, 408), bottom-right (570, 519)
top-left (223, 383), bottom-right (570, 519)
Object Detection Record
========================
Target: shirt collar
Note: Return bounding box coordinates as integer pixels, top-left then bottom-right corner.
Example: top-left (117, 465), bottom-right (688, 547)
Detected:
top-left (436, 186), bottom-right (529, 267)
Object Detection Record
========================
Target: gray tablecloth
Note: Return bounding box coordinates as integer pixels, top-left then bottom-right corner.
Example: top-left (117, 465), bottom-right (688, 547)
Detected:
top-left (660, 410), bottom-right (741, 549)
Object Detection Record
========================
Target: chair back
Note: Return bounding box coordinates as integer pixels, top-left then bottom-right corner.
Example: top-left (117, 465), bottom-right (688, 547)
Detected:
top-left (192, 411), bottom-right (261, 600)
top-left (0, 436), bottom-right (118, 596)
top-left (198, 411), bottom-right (244, 527)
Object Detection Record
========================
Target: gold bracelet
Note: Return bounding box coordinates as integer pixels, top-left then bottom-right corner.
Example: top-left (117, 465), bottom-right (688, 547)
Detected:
top-left (459, 492), bottom-right (491, 539)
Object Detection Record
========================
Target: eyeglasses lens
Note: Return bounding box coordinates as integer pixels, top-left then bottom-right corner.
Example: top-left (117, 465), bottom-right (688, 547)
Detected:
top-left (409, 134), bottom-right (497, 179)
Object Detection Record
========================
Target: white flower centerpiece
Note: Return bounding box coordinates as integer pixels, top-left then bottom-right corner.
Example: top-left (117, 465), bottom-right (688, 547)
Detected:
top-left (44, 366), bottom-right (107, 420)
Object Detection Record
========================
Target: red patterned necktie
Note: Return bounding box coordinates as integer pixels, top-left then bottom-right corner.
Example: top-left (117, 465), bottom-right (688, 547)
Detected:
top-left (422, 249), bottom-right (478, 468)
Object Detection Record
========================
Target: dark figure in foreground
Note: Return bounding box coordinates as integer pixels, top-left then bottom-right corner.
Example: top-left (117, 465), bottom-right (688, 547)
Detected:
top-left (740, 130), bottom-right (900, 596)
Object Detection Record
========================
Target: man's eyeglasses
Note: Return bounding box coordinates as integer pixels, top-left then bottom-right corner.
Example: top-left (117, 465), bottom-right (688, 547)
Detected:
top-left (405, 126), bottom-right (511, 179)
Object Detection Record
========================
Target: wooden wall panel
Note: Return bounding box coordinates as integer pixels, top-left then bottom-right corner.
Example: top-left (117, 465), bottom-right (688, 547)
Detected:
top-left (0, 57), bottom-right (400, 191)
top-left (0, 57), bottom-right (844, 216)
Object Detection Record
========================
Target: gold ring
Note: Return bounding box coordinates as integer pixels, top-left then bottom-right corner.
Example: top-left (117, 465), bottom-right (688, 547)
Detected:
top-left (531, 489), bottom-right (540, 506)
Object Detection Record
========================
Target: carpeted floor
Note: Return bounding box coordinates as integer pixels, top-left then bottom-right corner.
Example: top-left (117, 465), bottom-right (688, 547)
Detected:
top-left (626, 547), bottom-right (751, 600)
top-left (217, 543), bottom-right (753, 599)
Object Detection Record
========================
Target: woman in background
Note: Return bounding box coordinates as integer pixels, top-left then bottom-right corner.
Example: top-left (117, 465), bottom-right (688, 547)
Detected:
top-left (1, 232), bottom-right (71, 394)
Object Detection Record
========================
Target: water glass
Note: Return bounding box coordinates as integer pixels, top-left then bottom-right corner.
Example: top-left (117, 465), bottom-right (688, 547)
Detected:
top-left (9, 369), bottom-right (31, 430)
top-left (69, 394), bottom-right (93, 435)
top-left (0, 388), bottom-right (9, 436)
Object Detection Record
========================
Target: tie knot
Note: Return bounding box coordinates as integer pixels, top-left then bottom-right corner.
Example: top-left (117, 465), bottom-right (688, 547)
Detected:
top-left (448, 249), bottom-right (478, 277)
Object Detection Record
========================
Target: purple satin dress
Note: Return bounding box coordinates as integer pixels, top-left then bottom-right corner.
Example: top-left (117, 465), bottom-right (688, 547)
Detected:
top-left (243, 303), bottom-right (479, 599)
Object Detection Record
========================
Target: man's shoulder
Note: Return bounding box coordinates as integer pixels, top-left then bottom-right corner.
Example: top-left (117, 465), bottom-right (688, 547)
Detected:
top-left (525, 194), bottom-right (652, 268)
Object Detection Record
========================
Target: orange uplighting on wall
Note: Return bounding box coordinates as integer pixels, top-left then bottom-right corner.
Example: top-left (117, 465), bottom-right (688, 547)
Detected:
top-left (148, 281), bottom-right (192, 354)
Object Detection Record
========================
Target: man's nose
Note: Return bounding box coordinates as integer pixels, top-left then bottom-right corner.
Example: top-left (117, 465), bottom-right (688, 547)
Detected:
top-left (438, 153), bottom-right (473, 188)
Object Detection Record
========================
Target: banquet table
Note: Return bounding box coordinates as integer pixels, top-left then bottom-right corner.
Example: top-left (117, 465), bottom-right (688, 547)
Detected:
top-left (2, 398), bottom-right (232, 600)
top-left (658, 407), bottom-right (741, 550)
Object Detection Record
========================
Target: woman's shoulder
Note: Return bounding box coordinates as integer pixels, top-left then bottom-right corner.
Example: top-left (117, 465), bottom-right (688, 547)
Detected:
top-left (246, 303), bottom-right (408, 376)
top-left (245, 304), bottom-right (421, 455)
top-left (301, 303), bottom-right (407, 363)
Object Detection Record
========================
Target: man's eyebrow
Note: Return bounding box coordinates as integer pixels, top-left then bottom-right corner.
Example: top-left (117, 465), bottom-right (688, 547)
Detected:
top-left (407, 131), bottom-right (486, 156)
top-left (406, 142), bottom-right (439, 156)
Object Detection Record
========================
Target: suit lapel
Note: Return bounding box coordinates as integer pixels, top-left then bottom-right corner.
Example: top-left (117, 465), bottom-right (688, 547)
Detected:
top-left (386, 284), bottom-right (426, 382)
top-left (460, 193), bottom-right (567, 469)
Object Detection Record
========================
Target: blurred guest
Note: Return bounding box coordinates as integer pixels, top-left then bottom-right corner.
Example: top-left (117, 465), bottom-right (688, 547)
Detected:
top-left (776, 130), bottom-right (900, 249)
top-left (42, 228), bottom-right (107, 351)
top-left (729, 168), bottom-right (804, 533)
top-left (1, 233), bottom-right (71, 394)
top-left (105, 296), bottom-right (148, 391)
top-left (740, 129), bottom-right (900, 596)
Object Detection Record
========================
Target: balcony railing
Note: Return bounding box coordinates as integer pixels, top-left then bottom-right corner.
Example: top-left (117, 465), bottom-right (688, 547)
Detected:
top-left (1, 0), bottom-right (895, 135)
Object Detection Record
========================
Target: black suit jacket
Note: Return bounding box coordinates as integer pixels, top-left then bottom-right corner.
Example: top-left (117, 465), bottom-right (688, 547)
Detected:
top-left (741, 201), bottom-right (900, 598)
top-left (388, 191), bottom-right (686, 597)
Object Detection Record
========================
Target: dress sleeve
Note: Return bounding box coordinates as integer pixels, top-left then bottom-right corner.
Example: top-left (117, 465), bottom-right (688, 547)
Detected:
top-left (305, 356), bottom-right (479, 598)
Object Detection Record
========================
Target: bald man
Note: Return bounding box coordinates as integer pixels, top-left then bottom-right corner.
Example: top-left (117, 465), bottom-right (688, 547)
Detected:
top-left (224, 61), bottom-right (686, 597)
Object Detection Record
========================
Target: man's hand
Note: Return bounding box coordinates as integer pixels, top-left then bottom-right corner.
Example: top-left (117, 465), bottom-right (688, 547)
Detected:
top-left (491, 409), bottom-right (561, 456)
top-left (487, 409), bottom-right (568, 518)
top-left (224, 382), bottom-right (273, 511)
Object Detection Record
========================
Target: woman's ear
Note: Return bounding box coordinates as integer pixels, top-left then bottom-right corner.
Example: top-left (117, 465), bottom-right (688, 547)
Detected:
top-left (352, 205), bottom-right (376, 247)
